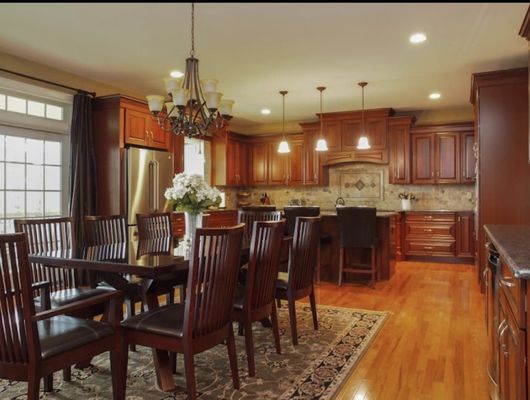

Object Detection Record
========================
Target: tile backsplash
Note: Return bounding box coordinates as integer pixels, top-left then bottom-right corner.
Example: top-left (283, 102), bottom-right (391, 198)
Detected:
top-left (221, 163), bottom-right (476, 211)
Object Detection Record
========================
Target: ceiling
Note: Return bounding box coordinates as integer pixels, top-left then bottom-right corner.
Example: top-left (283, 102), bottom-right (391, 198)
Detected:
top-left (0, 3), bottom-right (528, 132)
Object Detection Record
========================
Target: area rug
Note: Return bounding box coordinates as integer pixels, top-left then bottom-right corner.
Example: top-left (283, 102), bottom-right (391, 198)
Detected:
top-left (1, 304), bottom-right (389, 400)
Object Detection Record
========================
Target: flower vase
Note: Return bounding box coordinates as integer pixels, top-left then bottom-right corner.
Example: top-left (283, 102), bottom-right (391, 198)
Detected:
top-left (401, 199), bottom-right (412, 211)
top-left (184, 211), bottom-right (202, 255)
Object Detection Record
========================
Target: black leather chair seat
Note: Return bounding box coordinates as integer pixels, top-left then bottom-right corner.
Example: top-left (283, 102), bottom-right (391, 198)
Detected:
top-left (35, 287), bottom-right (111, 309)
top-left (38, 316), bottom-right (113, 359)
top-left (121, 303), bottom-right (185, 338)
top-left (276, 272), bottom-right (289, 290)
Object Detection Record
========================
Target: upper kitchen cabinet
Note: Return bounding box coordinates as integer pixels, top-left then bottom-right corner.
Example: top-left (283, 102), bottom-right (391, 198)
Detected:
top-left (299, 123), bottom-right (328, 186)
top-left (388, 116), bottom-right (415, 184)
top-left (411, 123), bottom-right (474, 184)
top-left (250, 141), bottom-right (269, 185)
top-left (211, 128), bottom-right (249, 187)
top-left (122, 100), bottom-right (171, 150)
top-left (321, 120), bottom-right (342, 152)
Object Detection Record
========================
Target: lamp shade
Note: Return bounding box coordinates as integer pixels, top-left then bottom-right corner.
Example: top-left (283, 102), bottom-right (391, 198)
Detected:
top-left (164, 77), bottom-right (182, 94)
top-left (357, 136), bottom-right (371, 150)
top-left (315, 138), bottom-right (329, 151)
top-left (204, 91), bottom-right (223, 109)
top-left (219, 99), bottom-right (235, 116)
top-left (201, 79), bottom-right (218, 93)
top-left (171, 89), bottom-right (189, 106)
top-left (278, 140), bottom-right (290, 154)
top-left (146, 95), bottom-right (165, 113)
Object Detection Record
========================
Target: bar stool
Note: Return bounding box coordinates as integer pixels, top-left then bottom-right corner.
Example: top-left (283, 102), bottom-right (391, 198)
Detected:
top-left (336, 207), bottom-right (377, 288)
top-left (283, 206), bottom-right (331, 282)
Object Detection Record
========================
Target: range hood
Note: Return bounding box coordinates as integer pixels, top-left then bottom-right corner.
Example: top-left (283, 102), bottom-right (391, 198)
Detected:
top-left (322, 150), bottom-right (389, 167)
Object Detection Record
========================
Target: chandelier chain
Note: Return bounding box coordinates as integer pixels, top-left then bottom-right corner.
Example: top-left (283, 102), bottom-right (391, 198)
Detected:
top-left (190, 3), bottom-right (195, 57)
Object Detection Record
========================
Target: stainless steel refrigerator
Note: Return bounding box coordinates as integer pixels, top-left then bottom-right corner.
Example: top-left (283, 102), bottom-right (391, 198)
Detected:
top-left (126, 147), bottom-right (174, 226)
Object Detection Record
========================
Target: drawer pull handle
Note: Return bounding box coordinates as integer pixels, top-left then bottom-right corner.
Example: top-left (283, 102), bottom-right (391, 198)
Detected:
top-left (423, 228), bottom-right (433, 232)
top-left (424, 246), bottom-right (433, 250)
top-left (499, 277), bottom-right (516, 288)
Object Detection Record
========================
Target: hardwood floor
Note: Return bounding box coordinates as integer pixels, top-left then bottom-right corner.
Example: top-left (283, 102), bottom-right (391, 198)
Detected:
top-left (308, 261), bottom-right (489, 400)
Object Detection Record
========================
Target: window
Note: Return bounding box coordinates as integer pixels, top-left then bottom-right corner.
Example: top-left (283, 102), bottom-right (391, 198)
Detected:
top-left (0, 127), bottom-right (68, 233)
top-left (0, 92), bottom-right (65, 121)
top-left (184, 137), bottom-right (206, 177)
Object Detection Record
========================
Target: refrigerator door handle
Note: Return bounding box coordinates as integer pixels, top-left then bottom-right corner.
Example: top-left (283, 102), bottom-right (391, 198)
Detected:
top-left (148, 161), bottom-right (154, 212)
top-left (153, 160), bottom-right (160, 210)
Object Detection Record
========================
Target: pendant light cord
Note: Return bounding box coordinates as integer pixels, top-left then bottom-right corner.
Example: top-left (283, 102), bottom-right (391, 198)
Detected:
top-left (361, 84), bottom-right (365, 132)
top-left (320, 89), bottom-right (324, 138)
top-left (282, 92), bottom-right (286, 140)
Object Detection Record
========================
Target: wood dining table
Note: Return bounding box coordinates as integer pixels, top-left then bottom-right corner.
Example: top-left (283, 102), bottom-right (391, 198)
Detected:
top-left (28, 232), bottom-right (292, 392)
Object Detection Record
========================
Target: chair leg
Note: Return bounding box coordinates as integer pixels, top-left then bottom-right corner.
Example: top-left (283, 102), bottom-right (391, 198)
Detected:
top-left (287, 293), bottom-right (298, 346)
top-left (338, 247), bottom-right (344, 286)
top-left (170, 352), bottom-right (177, 374)
top-left (226, 324), bottom-right (240, 390)
top-left (43, 374), bottom-right (53, 392)
top-left (244, 319), bottom-right (255, 377)
top-left (316, 244), bottom-right (321, 284)
top-left (126, 300), bottom-right (136, 352)
top-left (63, 366), bottom-right (71, 381)
top-left (183, 350), bottom-right (197, 400)
top-left (309, 287), bottom-right (318, 330)
top-left (27, 371), bottom-right (40, 400)
top-left (110, 338), bottom-right (128, 400)
top-left (271, 301), bottom-right (281, 355)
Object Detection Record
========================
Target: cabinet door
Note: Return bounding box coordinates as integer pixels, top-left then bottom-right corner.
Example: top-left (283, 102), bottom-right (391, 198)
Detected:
top-left (389, 124), bottom-right (411, 184)
top-left (412, 134), bottom-right (435, 183)
top-left (250, 142), bottom-right (269, 185)
top-left (149, 118), bottom-right (171, 150)
top-left (125, 109), bottom-right (150, 147)
top-left (288, 140), bottom-right (304, 185)
top-left (304, 128), bottom-right (319, 185)
top-left (268, 142), bottom-right (289, 185)
top-left (322, 121), bottom-right (341, 152)
top-left (341, 119), bottom-right (362, 151)
top-left (456, 213), bottom-right (474, 258)
top-left (461, 132), bottom-right (476, 183)
top-left (226, 139), bottom-right (240, 185)
top-left (238, 141), bottom-right (249, 186)
top-left (435, 133), bottom-right (460, 183)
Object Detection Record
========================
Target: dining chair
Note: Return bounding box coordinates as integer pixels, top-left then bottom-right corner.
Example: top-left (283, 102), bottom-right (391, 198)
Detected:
top-left (283, 206), bottom-right (332, 282)
top-left (14, 216), bottom-right (111, 390)
top-left (237, 210), bottom-right (282, 243)
top-left (119, 224), bottom-right (245, 400)
top-left (0, 232), bottom-right (125, 400)
top-left (84, 214), bottom-right (143, 351)
top-left (232, 219), bottom-right (285, 377)
top-left (275, 216), bottom-right (320, 346)
top-left (336, 207), bottom-right (378, 288)
top-left (136, 212), bottom-right (172, 239)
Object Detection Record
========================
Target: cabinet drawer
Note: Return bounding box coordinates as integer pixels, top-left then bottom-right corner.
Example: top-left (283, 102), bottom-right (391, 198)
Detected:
top-left (405, 222), bottom-right (455, 239)
top-left (405, 240), bottom-right (455, 256)
top-left (406, 212), bottom-right (456, 223)
top-left (499, 257), bottom-right (525, 328)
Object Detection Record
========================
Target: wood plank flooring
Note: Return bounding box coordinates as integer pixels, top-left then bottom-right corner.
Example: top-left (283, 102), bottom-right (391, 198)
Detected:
top-left (307, 260), bottom-right (488, 400)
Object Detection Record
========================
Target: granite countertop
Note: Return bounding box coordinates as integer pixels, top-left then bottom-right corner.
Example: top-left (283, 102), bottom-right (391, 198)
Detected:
top-left (320, 210), bottom-right (397, 217)
top-left (484, 225), bottom-right (530, 279)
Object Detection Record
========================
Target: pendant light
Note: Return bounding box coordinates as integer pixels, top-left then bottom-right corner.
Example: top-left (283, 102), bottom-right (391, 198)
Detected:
top-left (357, 81), bottom-right (371, 150)
top-left (277, 90), bottom-right (290, 154)
top-left (315, 86), bottom-right (329, 152)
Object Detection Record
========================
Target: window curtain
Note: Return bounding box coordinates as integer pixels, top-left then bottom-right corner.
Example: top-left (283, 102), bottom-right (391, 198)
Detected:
top-left (68, 92), bottom-right (97, 249)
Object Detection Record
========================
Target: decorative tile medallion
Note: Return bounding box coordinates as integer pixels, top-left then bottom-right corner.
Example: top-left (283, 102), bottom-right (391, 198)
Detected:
top-left (340, 170), bottom-right (383, 200)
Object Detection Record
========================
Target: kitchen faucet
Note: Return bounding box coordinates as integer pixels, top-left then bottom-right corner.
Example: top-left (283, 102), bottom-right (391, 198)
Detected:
top-left (335, 197), bottom-right (345, 206)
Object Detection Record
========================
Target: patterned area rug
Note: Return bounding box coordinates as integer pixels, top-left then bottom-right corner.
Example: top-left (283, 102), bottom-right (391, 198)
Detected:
top-left (1, 304), bottom-right (389, 399)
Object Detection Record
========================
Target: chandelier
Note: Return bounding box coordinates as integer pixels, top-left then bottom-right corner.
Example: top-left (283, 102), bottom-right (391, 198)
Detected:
top-left (146, 3), bottom-right (234, 137)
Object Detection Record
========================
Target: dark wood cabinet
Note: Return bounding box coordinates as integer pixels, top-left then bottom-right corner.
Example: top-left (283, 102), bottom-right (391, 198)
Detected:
top-left (411, 133), bottom-right (435, 184)
top-left (461, 131), bottom-right (476, 183)
top-left (322, 121), bottom-right (342, 152)
top-left (389, 116), bottom-right (413, 184)
top-left (268, 142), bottom-right (289, 185)
top-left (250, 142), bottom-right (269, 185)
top-left (212, 129), bottom-right (249, 187)
top-left (202, 210), bottom-right (238, 228)
top-left (456, 212), bottom-right (474, 258)
top-left (411, 124), bottom-right (473, 185)
top-left (124, 108), bottom-right (170, 150)
top-left (288, 139), bottom-right (305, 185)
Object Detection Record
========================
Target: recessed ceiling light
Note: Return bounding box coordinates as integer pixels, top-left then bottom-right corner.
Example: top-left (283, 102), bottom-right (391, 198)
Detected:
top-left (429, 92), bottom-right (441, 100)
top-left (170, 70), bottom-right (184, 78)
top-left (409, 32), bottom-right (427, 44)
top-left (261, 108), bottom-right (271, 115)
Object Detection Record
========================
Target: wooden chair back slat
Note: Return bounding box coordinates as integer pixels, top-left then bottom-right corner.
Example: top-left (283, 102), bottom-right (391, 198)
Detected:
top-left (0, 233), bottom-right (38, 366)
top-left (246, 220), bottom-right (285, 310)
top-left (14, 217), bottom-right (76, 292)
top-left (84, 215), bottom-right (127, 246)
top-left (237, 210), bottom-right (281, 243)
top-left (288, 217), bottom-right (321, 291)
top-left (184, 224), bottom-right (244, 338)
top-left (136, 212), bottom-right (172, 240)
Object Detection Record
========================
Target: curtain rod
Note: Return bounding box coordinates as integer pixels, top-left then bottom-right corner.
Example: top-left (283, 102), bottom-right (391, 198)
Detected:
top-left (0, 67), bottom-right (96, 97)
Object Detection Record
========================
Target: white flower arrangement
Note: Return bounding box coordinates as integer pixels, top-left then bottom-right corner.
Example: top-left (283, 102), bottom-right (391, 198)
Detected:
top-left (164, 173), bottom-right (222, 215)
